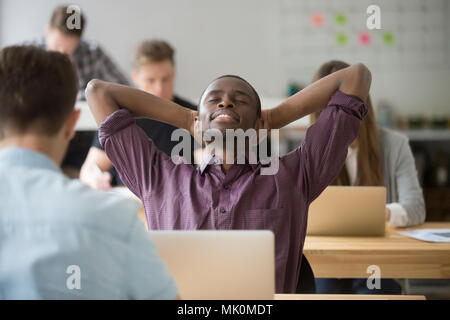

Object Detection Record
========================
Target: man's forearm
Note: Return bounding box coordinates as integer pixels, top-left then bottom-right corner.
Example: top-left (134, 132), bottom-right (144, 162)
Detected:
top-left (85, 80), bottom-right (192, 131)
top-left (269, 63), bottom-right (371, 129)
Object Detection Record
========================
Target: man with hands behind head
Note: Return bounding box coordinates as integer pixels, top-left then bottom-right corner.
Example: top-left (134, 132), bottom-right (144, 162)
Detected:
top-left (86, 63), bottom-right (371, 293)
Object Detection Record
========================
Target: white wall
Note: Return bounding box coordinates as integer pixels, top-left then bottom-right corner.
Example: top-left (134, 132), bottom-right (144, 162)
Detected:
top-left (0, 0), bottom-right (449, 116)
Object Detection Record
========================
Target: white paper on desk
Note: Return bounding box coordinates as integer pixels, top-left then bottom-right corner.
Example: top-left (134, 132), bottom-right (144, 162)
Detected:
top-left (397, 229), bottom-right (450, 242)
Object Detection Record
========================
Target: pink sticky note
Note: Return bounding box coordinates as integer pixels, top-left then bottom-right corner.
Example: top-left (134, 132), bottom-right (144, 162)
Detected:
top-left (311, 13), bottom-right (324, 27)
top-left (359, 32), bottom-right (371, 46)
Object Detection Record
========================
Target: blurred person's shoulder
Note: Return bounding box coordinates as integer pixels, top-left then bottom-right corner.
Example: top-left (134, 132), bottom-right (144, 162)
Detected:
top-left (379, 126), bottom-right (409, 149)
top-left (74, 39), bottom-right (106, 57)
top-left (16, 166), bottom-right (142, 240)
top-left (378, 127), bottom-right (411, 167)
top-left (60, 178), bottom-right (142, 237)
top-left (0, 154), bottom-right (142, 241)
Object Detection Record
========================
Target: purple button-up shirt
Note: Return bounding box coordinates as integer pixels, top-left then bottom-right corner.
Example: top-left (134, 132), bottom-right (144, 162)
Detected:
top-left (98, 90), bottom-right (367, 293)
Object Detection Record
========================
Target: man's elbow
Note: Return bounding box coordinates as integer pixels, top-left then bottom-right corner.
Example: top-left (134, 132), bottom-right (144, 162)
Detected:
top-left (354, 63), bottom-right (372, 85)
top-left (85, 79), bottom-right (106, 101)
top-left (85, 79), bottom-right (116, 126)
top-left (352, 63), bottom-right (372, 99)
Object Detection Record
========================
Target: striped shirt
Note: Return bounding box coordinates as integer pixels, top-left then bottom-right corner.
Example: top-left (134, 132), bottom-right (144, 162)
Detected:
top-left (33, 38), bottom-right (129, 100)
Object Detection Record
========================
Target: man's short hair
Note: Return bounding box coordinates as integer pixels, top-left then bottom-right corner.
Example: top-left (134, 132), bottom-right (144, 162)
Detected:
top-left (133, 40), bottom-right (175, 69)
top-left (49, 5), bottom-right (86, 37)
top-left (0, 45), bottom-right (79, 138)
top-left (199, 75), bottom-right (262, 118)
top-left (215, 75), bottom-right (261, 118)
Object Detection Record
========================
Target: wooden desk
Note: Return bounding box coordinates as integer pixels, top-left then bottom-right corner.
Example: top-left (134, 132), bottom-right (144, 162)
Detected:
top-left (274, 294), bottom-right (426, 300)
top-left (303, 222), bottom-right (450, 279)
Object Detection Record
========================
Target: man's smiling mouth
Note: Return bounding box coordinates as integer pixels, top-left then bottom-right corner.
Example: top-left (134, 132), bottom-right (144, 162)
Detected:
top-left (211, 110), bottom-right (240, 123)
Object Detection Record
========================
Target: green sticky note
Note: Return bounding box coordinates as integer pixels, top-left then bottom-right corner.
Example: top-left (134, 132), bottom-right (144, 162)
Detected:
top-left (336, 33), bottom-right (348, 45)
top-left (383, 32), bottom-right (394, 45)
top-left (335, 13), bottom-right (346, 26)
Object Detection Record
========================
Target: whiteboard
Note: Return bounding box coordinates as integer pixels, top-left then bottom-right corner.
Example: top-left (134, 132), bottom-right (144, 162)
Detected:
top-left (279, 0), bottom-right (449, 81)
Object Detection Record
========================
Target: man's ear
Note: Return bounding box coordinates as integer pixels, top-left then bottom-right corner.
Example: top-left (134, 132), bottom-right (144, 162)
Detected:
top-left (193, 115), bottom-right (205, 148)
top-left (193, 115), bottom-right (200, 138)
top-left (254, 116), bottom-right (262, 131)
top-left (257, 110), bottom-right (271, 131)
top-left (65, 109), bottom-right (81, 140)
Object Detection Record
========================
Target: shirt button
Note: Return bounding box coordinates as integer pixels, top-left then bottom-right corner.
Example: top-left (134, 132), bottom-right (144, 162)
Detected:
top-left (220, 207), bottom-right (226, 214)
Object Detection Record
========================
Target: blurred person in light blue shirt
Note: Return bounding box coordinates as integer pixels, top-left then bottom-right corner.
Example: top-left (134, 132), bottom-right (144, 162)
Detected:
top-left (0, 45), bottom-right (178, 300)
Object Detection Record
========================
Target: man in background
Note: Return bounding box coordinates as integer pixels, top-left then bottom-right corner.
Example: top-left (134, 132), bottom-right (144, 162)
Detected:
top-left (80, 40), bottom-right (198, 189)
top-left (31, 5), bottom-right (130, 177)
top-left (0, 45), bottom-right (178, 299)
top-left (39, 5), bottom-right (129, 99)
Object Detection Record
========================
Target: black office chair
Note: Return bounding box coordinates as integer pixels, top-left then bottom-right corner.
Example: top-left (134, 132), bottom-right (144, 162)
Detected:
top-left (296, 254), bottom-right (316, 293)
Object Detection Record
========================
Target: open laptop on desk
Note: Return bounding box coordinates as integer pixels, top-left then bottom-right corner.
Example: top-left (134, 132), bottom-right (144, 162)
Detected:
top-left (306, 186), bottom-right (386, 236)
top-left (149, 230), bottom-right (275, 300)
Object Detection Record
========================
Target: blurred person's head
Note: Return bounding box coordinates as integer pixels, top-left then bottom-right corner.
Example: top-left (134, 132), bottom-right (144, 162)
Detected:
top-left (195, 75), bottom-right (262, 138)
top-left (45, 5), bottom-right (86, 56)
top-left (131, 40), bottom-right (176, 100)
top-left (310, 60), bottom-right (383, 186)
top-left (0, 45), bottom-right (80, 165)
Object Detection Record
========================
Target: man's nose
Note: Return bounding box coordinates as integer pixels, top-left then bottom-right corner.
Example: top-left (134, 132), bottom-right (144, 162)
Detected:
top-left (154, 82), bottom-right (164, 94)
top-left (219, 95), bottom-right (234, 108)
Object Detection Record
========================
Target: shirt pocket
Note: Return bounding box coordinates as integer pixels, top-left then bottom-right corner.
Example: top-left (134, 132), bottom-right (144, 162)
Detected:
top-left (244, 208), bottom-right (289, 259)
top-left (243, 208), bottom-right (285, 233)
top-left (150, 193), bottom-right (209, 230)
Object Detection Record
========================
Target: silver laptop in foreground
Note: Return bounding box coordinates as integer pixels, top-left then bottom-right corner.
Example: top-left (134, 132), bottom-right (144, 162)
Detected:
top-left (307, 186), bottom-right (387, 237)
top-left (149, 230), bottom-right (275, 300)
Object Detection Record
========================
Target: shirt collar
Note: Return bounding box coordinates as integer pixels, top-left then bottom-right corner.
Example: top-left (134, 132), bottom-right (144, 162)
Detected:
top-left (199, 150), bottom-right (260, 175)
top-left (0, 147), bottom-right (61, 173)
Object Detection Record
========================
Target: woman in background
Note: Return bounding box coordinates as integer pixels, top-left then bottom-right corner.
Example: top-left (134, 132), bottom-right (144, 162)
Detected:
top-left (311, 60), bottom-right (426, 294)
